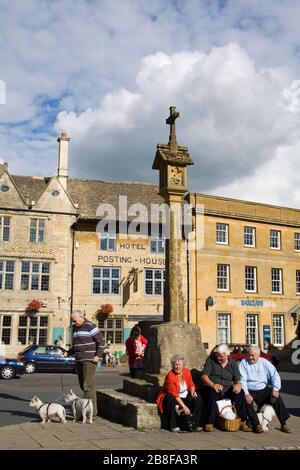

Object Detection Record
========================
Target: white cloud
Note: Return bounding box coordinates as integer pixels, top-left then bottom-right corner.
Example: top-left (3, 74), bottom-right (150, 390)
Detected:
top-left (1, 0), bottom-right (300, 207)
top-left (55, 42), bottom-right (300, 207)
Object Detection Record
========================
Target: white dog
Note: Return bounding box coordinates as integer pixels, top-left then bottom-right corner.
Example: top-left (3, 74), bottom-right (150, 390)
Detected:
top-left (257, 404), bottom-right (276, 432)
top-left (64, 389), bottom-right (93, 424)
top-left (29, 395), bottom-right (66, 424)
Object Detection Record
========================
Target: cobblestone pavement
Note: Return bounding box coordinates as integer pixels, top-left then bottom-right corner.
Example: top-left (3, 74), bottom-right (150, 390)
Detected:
top-left (0, 414), bottom-right (299, 450)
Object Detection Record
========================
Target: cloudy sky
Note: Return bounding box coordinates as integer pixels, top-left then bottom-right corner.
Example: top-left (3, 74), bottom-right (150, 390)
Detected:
top-left (1, 0), bottom-right (300, 207)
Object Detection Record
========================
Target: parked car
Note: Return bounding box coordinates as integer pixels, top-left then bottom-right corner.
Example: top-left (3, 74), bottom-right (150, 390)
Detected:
top-left (228, 344), bottom-right (280, 366)
top-left (17, 345), bottom-right (76, 374)
top-left (0, 358), bottom-right (25, 379)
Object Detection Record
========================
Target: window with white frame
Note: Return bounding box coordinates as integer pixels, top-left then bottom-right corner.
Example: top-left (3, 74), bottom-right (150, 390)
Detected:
top-left (297, 270), bottom-right (300, 295)
top-left (217, 264), bottom-right (230, 291)
top-left (18, 315), bottom-right (48, 345)
top-left (92, 267), bottom-right (120, 294)
top-left (0, 315), bottom-right (12, 344)
top-left (145, 269), bottom-right (165, 295)
top-left (295, 233), bottom-right (300, 252)
top-left (0, 216), bottom-right (11, 241)
top-left (246, 314), bottom-right (259, 345)
top-left (100, 230), bottom-right (116, 251)
top-left (216, 223), bottom-right (229, 244)
top-left (245, 266), bottom-right (257, 293)
top-left (150, 236), bottom-right (165, 254)
top-left (270, 230), bottom-right (281, 250)
top-left (273, 315), bottom-right (284, 347)
top-left (29, 219), bottom-right (45, 243)
top-left (21, 261), bottom-right (50, 291)
top-left (98, 317), bottom-right (124, 344)
top-left (244, 226), bottom-right (256, 247)
top-left (272, 268), bottom-right (283, 294)
top-left (217, 313), bottom-right (231, 344)
top-left (0, 260), bottom-right (14, 290)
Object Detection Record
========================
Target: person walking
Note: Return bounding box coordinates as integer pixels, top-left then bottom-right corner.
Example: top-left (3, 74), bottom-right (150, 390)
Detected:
top-left (65, 310), bottom-right (105, 417)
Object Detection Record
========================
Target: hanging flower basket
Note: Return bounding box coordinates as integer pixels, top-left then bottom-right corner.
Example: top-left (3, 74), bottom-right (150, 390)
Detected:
top-left (26, 300), bottom-right (43, 315)
top-left (95, 304), bottom-right (113, 321)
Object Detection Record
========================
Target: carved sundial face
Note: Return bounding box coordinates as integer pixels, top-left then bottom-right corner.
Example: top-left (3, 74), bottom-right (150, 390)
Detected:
top-left (169, 166), bottom-right (184, 186)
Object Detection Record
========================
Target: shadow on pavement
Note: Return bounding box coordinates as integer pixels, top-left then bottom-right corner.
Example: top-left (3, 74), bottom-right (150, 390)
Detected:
top-left (288, 408), bottom-right (300, 417)
top-left (0, 409), bottom-right (39, 420)
top-left (0, 393), bottom-right (30, 402)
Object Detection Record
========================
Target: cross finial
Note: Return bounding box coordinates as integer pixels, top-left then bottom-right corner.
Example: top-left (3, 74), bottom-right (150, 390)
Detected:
top-left (166, 106), bottom-right (180, 152)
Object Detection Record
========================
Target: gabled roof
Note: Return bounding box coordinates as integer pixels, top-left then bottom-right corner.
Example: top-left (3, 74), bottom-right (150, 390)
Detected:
top-left (67, 178), bottom-right (163, 220)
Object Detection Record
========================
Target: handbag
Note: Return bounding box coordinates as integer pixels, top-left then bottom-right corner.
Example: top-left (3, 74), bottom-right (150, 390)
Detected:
top-left (178, 413), bottom-right (195, 432)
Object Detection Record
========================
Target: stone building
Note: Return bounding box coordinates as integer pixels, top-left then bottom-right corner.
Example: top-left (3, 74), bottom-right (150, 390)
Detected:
top-left (1, 133), bottom-right (300, 358)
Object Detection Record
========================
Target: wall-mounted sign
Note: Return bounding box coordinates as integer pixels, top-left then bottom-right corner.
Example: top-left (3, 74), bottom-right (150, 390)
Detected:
top-left (241, 300), bottom-right (264, 307)
top-left (97, 255), bottom-right (165, 265)
top-left (1, 245), bottom-right (54, 255)
top-left (263, 325), bottom-right (271, 350)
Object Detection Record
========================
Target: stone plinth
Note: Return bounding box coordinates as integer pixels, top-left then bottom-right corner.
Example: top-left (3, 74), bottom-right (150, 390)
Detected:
top-left (143, 322), bottom-right (207, 376)
top-left (97, 389), bottom-right (160, 429)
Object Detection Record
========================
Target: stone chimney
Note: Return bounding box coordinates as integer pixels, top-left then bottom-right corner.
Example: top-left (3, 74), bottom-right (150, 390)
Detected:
top-left (57, 133), bottom-right (70, 190)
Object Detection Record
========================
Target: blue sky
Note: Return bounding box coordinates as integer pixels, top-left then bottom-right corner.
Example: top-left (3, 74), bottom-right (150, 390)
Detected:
top-left (1, 0), bottom-right (300, 207)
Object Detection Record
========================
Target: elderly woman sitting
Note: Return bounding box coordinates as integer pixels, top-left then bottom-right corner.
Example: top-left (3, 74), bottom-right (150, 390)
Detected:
top-left (156, 354), bottom-right (203, 432)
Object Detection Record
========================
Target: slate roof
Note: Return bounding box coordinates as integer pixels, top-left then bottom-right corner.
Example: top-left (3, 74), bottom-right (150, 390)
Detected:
top-left (7, 171), bottom-right (163, 220)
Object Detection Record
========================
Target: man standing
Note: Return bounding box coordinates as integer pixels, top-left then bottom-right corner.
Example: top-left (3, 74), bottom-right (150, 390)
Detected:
top-left (66, 310), bottom-right (105, 417)
top-left (201, 344), bottom-right (250, 432)
top-left (239, 345), bottom-right (291, 433)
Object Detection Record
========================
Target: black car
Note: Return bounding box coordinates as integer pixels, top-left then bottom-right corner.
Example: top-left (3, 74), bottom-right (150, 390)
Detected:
top-left (0, 358), bottom-right (25, 379)
top-left (17, 344), bottom-right (76, 374)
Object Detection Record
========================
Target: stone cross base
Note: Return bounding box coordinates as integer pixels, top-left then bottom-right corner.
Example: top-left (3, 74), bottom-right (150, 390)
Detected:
top-left (143, 322), bottom-right (207, 376)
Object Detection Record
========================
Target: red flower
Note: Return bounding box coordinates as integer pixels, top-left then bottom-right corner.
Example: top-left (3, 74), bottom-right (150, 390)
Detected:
top-left (98, 304), bottom-right (113, 314)
top-left (27, 300), bottom-right (43, 312)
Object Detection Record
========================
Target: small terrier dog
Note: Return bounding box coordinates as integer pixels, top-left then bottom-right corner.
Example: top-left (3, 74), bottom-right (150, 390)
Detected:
top-left (257, 404), bottom-right (276, 432)
top-left (29, 395), bottom-right (66, 424)
top-left (64, 389), bottom-right (93, 424)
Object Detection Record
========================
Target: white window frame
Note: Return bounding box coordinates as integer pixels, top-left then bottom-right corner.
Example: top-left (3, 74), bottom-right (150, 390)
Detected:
top-left (145, 269), bottom-right (166, 296)
top-left (150, 236), bottom-right (165, 254)
top-left (0, 259), bottom-right (15, 290)
top-left (0, 216), bottom-right (11, 242)
top-left (296, 270), bottom-right (300, 295)
top-left (0, 314), bottom-right (12, 345)
top-left (272, 268), bottom-right (283, 294)
top-left (244, 226), bottom-right (256, 247)
top-left (273, 315), bottom-right (285, 347)
top-left (246, 314), bottom-right (259, 346)
top-left (216, 223), bottom-right (229, 245)
top-left (92, 267), bottom-right (120, 295)
top-left (99, 231), bottom-right (116, 252)
top-left (217, 264), bottom-right (230, 292)
top-left (295, 233), bottom-right (300, 252)
top-left (245, 266), bottom-right (257, 293)
top-left (217, 313), bottom-right (231, 344)
top-left (270, 229), bottom-right (281, 250)
top-left (17, 315), bottom-right (49, 345)
top-left (20, 261), bottom-right (50, 291)
top-left (98, 317), bottom-right (124, 344)
top-left (29, 218), bottom-right (45, 243)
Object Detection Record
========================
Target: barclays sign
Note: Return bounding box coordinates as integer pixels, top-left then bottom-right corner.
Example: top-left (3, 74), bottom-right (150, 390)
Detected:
top-left (241, 300), bottom-right (264, 307)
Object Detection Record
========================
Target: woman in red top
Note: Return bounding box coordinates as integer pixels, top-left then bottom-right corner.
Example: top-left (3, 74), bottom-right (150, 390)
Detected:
top-left (156, 354), bottom-right (203, 432)
top-left (125, 326), bottom-right (148, 378)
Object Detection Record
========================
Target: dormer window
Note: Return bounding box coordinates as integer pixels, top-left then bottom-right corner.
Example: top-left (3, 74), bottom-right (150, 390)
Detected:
top-left (52, 190), bottom-right (60, 197)
top-left (0, 185), bottom-right (9, 192)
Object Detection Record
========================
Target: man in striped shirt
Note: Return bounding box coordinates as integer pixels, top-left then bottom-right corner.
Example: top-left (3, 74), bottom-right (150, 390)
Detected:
top-left (67, 310), bottom-right (105, 417)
